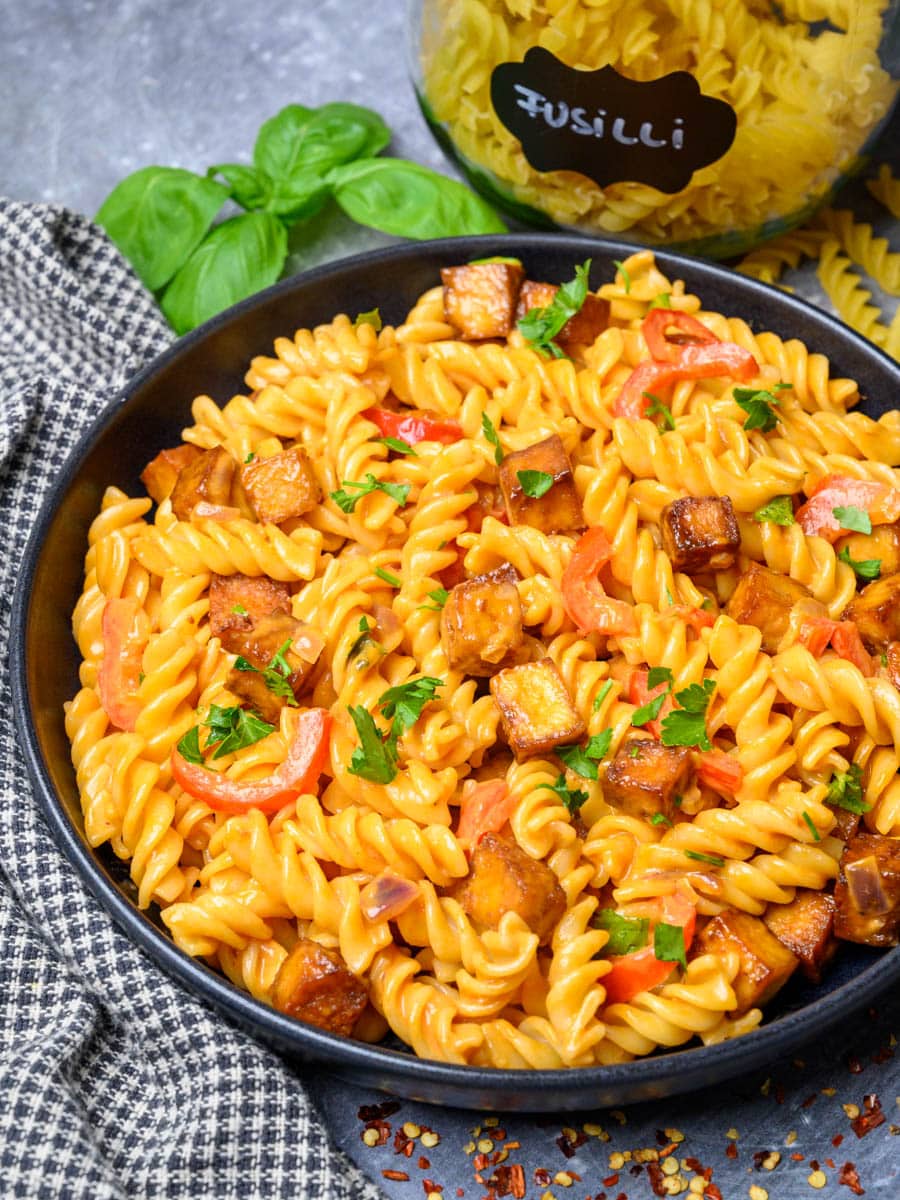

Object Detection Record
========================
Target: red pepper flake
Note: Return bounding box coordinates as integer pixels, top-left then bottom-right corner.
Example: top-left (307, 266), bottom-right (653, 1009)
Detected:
top-left (810, 1159), bottom-right (820, 1171)
top-left (871, 1044), bottom-right (894, 1065)
top-left (489, 1163), bottom-right (526, 1199)
top-left (419, 1156), bottom-right (431, 1170)
top-left (493, 1129), bottom-right (507, 1142)
top-left (534, 1168), bottom-right (552, 1186)
top-left (363, 1119), bottom-right (391, 1146)
top-left (851, 1094), bottom-right (885, 1138)
top-left (557, 1129), bottom-right (588, 1157)
top-left (504, 1142), bottom-right (521, 1151)
top-left (647, 1162), bottom-right (666, 1196)
top-left (801, 1093), bottom-right (818, 1109)
top-left (791, 1153), bottom-right (806, 1161)
top-left (422, 1180), bottom-right (442, 1195)
top-left (683, 1157), bottom-right (704, 1173)
top-left (616, 1193), bottom-right (628, 1200)
top-left (655, 1129), bottom-right (669, 1146)
top-left (826, 1158), bottom-right (836, 1169)
top-left (473, 1153), bottom-right (487, 1171)
top-left (393, 1129), bottom-right (410, 1154)
top-left (359, 1100), bottom-right (402, 1121)
top-left (706, 1187), bottom-right (723, 1200)
top-left (839, 1162), bottom-right (865, 1195)
top-left (725, 1143), bottom-right (738, 1160)
top-left (775, 1083), bottom-right (786, 1104)
top-left (383, 1170), bottom-right (410, 1182)
top-left (832, 1134), bottom-right (844, 1148)
top-left (456, 1191), bottom-right (464, 1198)
top-left (603, 1174), bottom-right (620, 1188)
top-left (847, 1055), bottom-right (864, 1074)
top-left (658, 1143), bottom-right (677, 1159)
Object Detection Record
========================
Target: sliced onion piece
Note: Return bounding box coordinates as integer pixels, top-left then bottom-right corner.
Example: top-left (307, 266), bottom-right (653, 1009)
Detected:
top-left (846, 855), bottom-right (891, 915)
top-left (360, 871), bottom-right (419, 923)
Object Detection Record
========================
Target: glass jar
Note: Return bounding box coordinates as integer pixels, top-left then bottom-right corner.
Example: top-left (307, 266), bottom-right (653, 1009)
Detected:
top-left (408, 0), bottom-right (900, 257)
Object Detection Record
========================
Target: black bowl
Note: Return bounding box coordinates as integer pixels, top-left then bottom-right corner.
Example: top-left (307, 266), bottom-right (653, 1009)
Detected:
top-left (11, 234), bottom-right (900, 1112)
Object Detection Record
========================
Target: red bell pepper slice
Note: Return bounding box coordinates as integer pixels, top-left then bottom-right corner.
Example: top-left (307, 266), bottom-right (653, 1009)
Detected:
top-left (171, 708), bottom-right (331, 815)
top-left (456, 779), bottom-right (516, 848)
top-left (562, 527), bottom-right (637, 636)
top-left (668, 604), bottom-right (716, 635)
top-left (695, 749), bottom-right (743, 797)
top-left (642, 309), bottom-right (718, 363)
top-left (798, 616), bottom-right (874, 677)
top-left (627, 667), bottom-right (676, 738)
top-left (365, 406), bottom-right (462, 446)
top-left (795, 475), bottom-right (900, 543)
top-left (98, 597), bottom-right (150, 732)
top-left (603, 892), bottom-right (697, 1005)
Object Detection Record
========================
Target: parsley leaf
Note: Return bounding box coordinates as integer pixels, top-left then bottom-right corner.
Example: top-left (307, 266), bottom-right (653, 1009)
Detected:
top-left (649, 292), bottom-right (671, 309)
top-left (377, 677), bottom-right (443, 737)
top-left (348, 705), bottom-right (398, 784)
top-left (557, 730), bottom-right (613, 780)
top-left (684, 849), bottom-right (725, 867)
top-left (234, 637), bottom-right (298, 705)
top-left (517, 259), bottom-right (591, 359)
top-left (377, 436), bottom-right (417, 456)
top-left (354, 307), bottom-right (382, 331)
top-left (647, 666), bottom-right (674, 690)
top-left (517, 469), bottom-right (554, 499)
top-left (650, 812), bottom-right (673, 827)
top-left (833, 505), bottom-right (872, 535)
top-left (825, 763), bottom-right (870, 814)
top-left (374, 567), bottom-right (401, 587)
top-left (539, 773), bottom-right (589, 813)
top-left (231, 602), bottom-right (249, 616)
top-left (734, 386), bottom-right (781, 433)
top-left (347, 616), bottom-right (376, 664)
top-left (244, 451), bottom-right (255, 463)
top-left (481, 411), bottom-right (504, 465)
top-left (802, 811), bottom-right (821, 841)
top-left (203, 704), bottom-right (275, 759)
top-left (592, 679), bottom-right (614, 713)
top-left (632, 691), bottom-right (669, 727)
top-left (837, 545), bottom-right (881, 582)
top-left (753, 495), bottom-right (795, 526)
top-left (331, 473), bottom-right (411, 514)
top-left (613, 259), bottom-right (631, 293)
top-left (660, 679), bottom-right (715, 751)
top-left (176, 725), bottom-right (204, 765)
top-left (418, 587), bottom-right (449, 612)
top-left (643, 391), bottom-right (675, 431)
top-left (654, 922), bottom-right (687, 968)
top-left (595, 909), bottom-right (649, 955)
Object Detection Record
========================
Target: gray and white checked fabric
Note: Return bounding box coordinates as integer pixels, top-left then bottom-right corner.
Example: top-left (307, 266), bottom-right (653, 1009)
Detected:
top-left (0, 199), bottom-right (381, 1200)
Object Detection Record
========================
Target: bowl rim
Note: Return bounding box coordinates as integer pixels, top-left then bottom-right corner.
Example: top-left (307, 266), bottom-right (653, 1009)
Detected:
top-left (11, 231), bottom-right (900, 1105)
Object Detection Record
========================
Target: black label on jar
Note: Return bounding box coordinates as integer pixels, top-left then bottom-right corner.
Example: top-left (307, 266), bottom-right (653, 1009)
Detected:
top-left (491, 47), bottom-right (736, 194)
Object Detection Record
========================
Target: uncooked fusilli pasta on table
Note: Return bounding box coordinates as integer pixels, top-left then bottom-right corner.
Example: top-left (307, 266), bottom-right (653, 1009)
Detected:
top-left (65, 250), bottom-right (900, 1069)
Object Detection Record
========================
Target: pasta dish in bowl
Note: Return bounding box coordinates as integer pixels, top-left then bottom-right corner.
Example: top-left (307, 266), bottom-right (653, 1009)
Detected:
top-left (12, 235), bottom-right (900, 1110)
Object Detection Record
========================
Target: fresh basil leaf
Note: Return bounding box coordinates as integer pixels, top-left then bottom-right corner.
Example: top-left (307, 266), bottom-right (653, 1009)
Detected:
top-left (825, 763), bottom-right (870, 813)
top-left (177, 725), bottom-right (204, 765)
top-left (96, 165), bottom-right (228, 292)
top-left (255, 102), bottom-right (390, 183)
top-left (654, 922), bottom-right (687, 968)
top-left (161, 212), bottom-right (287, 335)
top-left (753, 495), bottom-right (795, 526)
top-left (207, 163), bottom-right (271, 211)
top-left (833, 505), bottom-right (873, 535)
top-left (348, 704), bottom-right (398, 784)
top-left (595, 909), bottom-right (649, 955)
top-left (837, 545), bottom-right (881, 581)
top-left (328, 157), bottom-right (506, 238)
top-left (517, 469), bottom-right (554, 499)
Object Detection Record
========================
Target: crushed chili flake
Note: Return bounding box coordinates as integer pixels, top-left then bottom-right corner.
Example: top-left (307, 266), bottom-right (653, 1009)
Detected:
top-left (383, 1169), bottom-right (410, 1182)
top-left (725, 1143), bottom-right (738, 1160)
top-left (456, 1191), bottom-right (464, 1198)
top-left (358, 1100), bottom-right (402, 1122)
top-left (832, 1134), bottom-right (844, 1148)
top-left (810, 1159), bottom-right (820, 1170)
top-left (422, 1180), bottom-right (442, 1195)
top-left (774, 1083), bottom-right (786, 1104)
top-left (603, 1174), bottom-right (620, 1188)
top-left (646, 1162), bottom-right (667, 1197)
top-left (838, 1162), bottom-right (865, 1195)
top-left (362, 1119), bottom-right (391, 1146)
top-left (557, 1129), bottom-right (588, 1158)
top-left (489, 1163), bottom-right (526, 1198)
top-left (705, 1187), bottom-right (723, 1200)
top-left (848, 1055), bottom-right (864, 1075)
top-left (534, 1168), bottom-right (552, 1186)
top-left (419, 1156), bottom-right (431, 1170)
top-left (505, 1141), bottom-right (521, 1151)
top-left (826, 1159), bottom-right (836, 1170)
top-left (493, 1130), bottom-right (507, 1142)
top-left (791, 1153), bottom-right (806, 1161)
top-left (851, 1094), bottom-right (885, 1138)
top-left (872, 1044), bottom-right (894, 1064)
top-left (683, 1157), bottom-right (704, 1173)
top-left (801, 1093), bottom-right (818, 1109)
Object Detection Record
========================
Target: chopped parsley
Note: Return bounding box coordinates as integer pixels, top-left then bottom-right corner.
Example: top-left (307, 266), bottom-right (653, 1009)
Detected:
top-left (178, 704), bottom-right (275, 763)
top-left (517, 259), bottom-right (591, 359)
top-left (595, 909), bottom-right (649, 955)
top-left (176, 725), bottom-right (204, 765)
top-left (354, 307), bottom-right (382, 331)
top-left (801, 810), bottom-right (821, 841)
top-left (331, 474), bottom-right (410, 514)
top-left (377, 436), bottom-right (417, 456)
top-left (517, 469), bottom-right (554, 499)
top-left (346, 616), bottom-right (376, 664)
top-left (613, 259), bottom-right (631, 293)
top-left (418, 587), bottom-right (449, 612)
top-left (647, 666), bottom-right (674, 690)
top-left (231, 602), bottom-right (248, 616)
top-left (628, 744), bottom-right (642, 758)
top-left (825, 763), bottom-right (870, 814)
top-left (753, 495), bottom-right (795, 526)
top-left (650, 812), bottom-right (673, 827)
top-left (556, 730), bottom-right (613, 780)
top-left (632, 691), bottom-right (668, 727)
top-left (654, 922), bottom-right (687, 968)
top-left (833, 505), bottom-right (872, 535)
top-left (649, 292), bottom-right (671, 309)
top-left (660, 679), bottom-right (716, 751)
top-left (684, 849), bottom-right (725, 867)
top-left (837, 544), bottom-right (881, 581)
top-left (243, 451), bottom-right (255, 463)
top-left (539, 773), bottom-right (589, 814)
top-left (592, 679), bottom-right (614, 713)
top-left (734, 386), bottom-right (782, 433)
top-left (234, 636), bottom-right (298, 705)
top-left (643, 391), bottom-right (675, 431)
top-left (377, 676), bottom-right (443, 737)
top-left (374, 567), bottom-right (401, 587)
top-left (481, 411), bottom-right (504, 465)
top-left (348, 705), bottom-right (398, 784)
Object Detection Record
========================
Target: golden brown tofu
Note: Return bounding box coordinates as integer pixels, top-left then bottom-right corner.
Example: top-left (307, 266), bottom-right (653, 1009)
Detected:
top-left (844, 572), bottom-right (900, 651)
top-left (830, 804), bottom-right (862, 844)
top-left (836, 524), bottom-right (900, 581)
top-left (725, 562), bottom-right (812, 655)
top-left (270, 938), bottom-right (368, 1036)
top-left (834, 832), bottom-right (900, 947)
top-left (441, 262), bottom-right (525, 340)
top-left (451, 832), bottom-right (565, 943)
top-left (498, 434), bottom-right (584, 534)
top-left (440, 564), bottom-right (524, 676)
top-left (660, 496), bottom-right (740, 574)
top-left (691, 910), bottom-right (798, 1013)
top-left (170, 445), bottom-right (235, 521)
top-left (209, 573), bottom-right (292, 652)
top-left (140, 444), bottom-right (202, 504)
top-left (490, 657), bottom-right (586, 760)
top-left (240, 444), bottom-right (321, 525)
top-left (764, 889), bottom-right (837, 982)
top-left (515, 280), bottom-right (610, 351)
top-left (603, 739), bottom-right (692, 822)
top-left (225, 611), bottom-right (321, 722)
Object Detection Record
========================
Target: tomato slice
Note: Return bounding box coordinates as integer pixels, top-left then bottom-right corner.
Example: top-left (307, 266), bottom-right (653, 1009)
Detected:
top-left (98, 597), bottom-right (150, 732)
top-left (603, 892), bottom-right (697, 1005)
top-left (456, 779), bottom-right (516, 848)
top-left (668, 604), bottom-right (715, 635)
top-left (626, 667), bottom-right (675, 738)
top-left (796, 475), bottom-right (900, 542)
top-left (562, 527), bottom-right (636, 636)
top-left (695, 749), bottom-right (743, 797)
top-left (171, 708), bottom-right (331, 815)
top-left (798, 617), bottom-right (874, 677)
top-left (614, 342), bottom-right (758, 420)
top-left (642, 310), bottom-right (718, 363)
top-left (365, 406), bottom-right (462, 446)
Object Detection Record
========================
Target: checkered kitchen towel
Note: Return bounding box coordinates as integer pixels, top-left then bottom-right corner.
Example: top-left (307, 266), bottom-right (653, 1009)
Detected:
top-left (0, 199), bottom-right (381, 1200)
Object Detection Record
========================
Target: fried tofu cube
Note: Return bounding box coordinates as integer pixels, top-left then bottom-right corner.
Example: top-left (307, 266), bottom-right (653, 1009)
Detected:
top-left (240, 444), bottom-right (320, 525)
top-left (441, 262), bottom-right (525, 340)
top-left (270, 938), bottom-right (368, 1036)
top-left (170, 445), bottom-right (235, 521)
top-left (452, 832), bottom-right (565, 943)
top-left (834, 832), bottom-right (900, 947)
top-left (516, 279), bottom-right (610, 351)
top-left (209, 573), bottom-right (292, 652)
top-left (830, 804), bottom-right (862, 843)
top-left (140, 444), bottom-right (202, 504)
top-left (498, 434), bottom-right (584, 534)
top-left (764, 889), bottom-right (837, 982)
top-left (725, 562), bottom-right (812, 655)
top-left (440, 563), bottom-right (524, 676)
top-left (490, 656), bottom-right (586, 760)
top-left (603, 739), bottom-right (692, 822)
top-left (691, 910), bottom-right (798, 1013)
top-left (836, 524), bottom-right (900, 581)
top-left (226, 611), bottom-right (321, 722)
top-left (660, 496), bottom-right (740, 574)
top-left (844, 572), bottom-right (900, 651)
